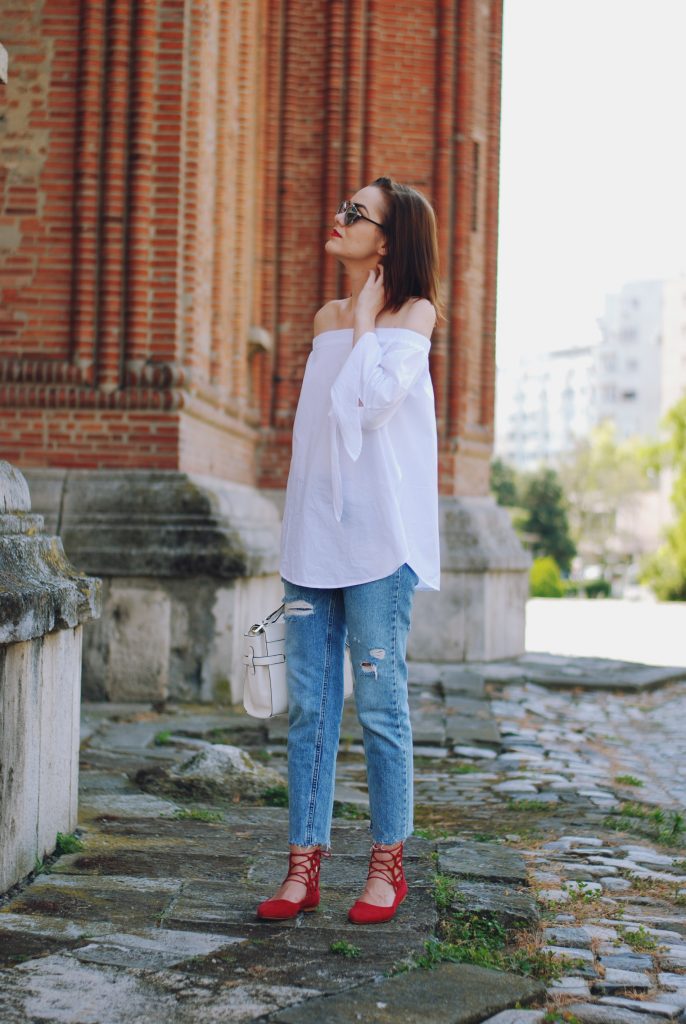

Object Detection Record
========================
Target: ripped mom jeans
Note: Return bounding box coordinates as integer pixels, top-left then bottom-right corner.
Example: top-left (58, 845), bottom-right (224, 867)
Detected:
top-left (281, 562), bottom-right (419, 851)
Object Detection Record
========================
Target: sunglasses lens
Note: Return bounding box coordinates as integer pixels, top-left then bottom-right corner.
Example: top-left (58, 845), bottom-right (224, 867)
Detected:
top-left (337, 200), bottom-right (359, 225)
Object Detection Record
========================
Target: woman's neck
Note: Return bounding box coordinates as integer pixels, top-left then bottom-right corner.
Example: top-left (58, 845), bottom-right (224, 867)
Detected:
top-left (343, 262), bottom-right (382, 316)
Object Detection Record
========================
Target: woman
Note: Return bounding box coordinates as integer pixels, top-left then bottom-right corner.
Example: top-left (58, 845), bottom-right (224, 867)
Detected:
top-left (256, 175), bottom-right (442, 925)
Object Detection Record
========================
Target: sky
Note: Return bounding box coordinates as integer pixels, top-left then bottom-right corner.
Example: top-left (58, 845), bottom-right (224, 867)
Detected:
top-left (495, 0), bottom-right (686, 369)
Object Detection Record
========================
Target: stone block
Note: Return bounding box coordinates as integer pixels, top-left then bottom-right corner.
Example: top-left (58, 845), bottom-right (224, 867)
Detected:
top-left (0, 954), bottom-right (319, 1024)
top-left (409, 497), bottom-right (530, 663)
top-left (0, 627), bottom-right (84, 893)
top-left (591, 967), bottom-right (652, 994)
top-left (1, 462), bottom-right (99, 894)
top-left (481, 1013), bottom-right (546, 1024)
top-left (438, 840), bottom-right (529, 885)
top-left (102, 582), bottom-right (171, 702)
top-left (22, 468), bottom-right (284, 702)
top-left (599, 997), bottom-right (684, 1019)
top-left (563, 1004), bottom-right (662, 1024)
top-left (452, 880), bottom-right (539, 928)
top-left (271, 962), bottom-right (544, 1024)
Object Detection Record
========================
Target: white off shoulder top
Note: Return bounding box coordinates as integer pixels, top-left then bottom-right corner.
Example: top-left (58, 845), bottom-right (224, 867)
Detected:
top-left (279, 327), bottom-right (440, 591)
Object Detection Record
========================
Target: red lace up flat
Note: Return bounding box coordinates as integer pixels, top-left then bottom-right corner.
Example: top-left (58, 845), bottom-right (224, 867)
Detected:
top-left (347, 840), bottom-right (408, 924)
top-left (256, 845), bottom-right (330, 920)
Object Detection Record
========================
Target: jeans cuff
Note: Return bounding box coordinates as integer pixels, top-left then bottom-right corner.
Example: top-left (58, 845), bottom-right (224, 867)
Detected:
top-left (288, 838), bottom-right (332, 853)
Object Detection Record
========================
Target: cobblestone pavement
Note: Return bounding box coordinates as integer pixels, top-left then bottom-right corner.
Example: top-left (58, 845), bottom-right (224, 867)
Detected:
top-left (1, 655), bottom-right (685, 1022)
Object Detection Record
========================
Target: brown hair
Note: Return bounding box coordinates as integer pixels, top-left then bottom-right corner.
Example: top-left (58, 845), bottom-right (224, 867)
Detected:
top-left (371, 176), bottom-right (445, 324)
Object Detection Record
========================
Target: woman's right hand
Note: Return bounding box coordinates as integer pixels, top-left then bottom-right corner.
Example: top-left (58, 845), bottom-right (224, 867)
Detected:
top-left (354, 264), bottom-right (386, 327)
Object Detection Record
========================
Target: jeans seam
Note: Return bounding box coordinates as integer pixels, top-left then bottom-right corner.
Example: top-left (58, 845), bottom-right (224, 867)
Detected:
top-left (385, 564), bottom-right (407, 843)
top-left (304, 591), bottom-right (335, 845)
top-left (399, 565), bottom-right (409, 838)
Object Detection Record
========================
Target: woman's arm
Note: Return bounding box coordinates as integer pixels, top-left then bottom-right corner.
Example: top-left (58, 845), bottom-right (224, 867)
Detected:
top-left (330, 327), bottom-right (431, 461)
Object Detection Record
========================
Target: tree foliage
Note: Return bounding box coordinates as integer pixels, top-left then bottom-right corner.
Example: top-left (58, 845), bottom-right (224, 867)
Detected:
top-left (640, 396), bottom-right (686, 600)
top-left (490, 457), bottom-right (519, 507)
top-left (557, 419), bottom-right (655, 568)
top-left (530, 556), bottom-right (564, 597)
top-left (490, 459), bottom-right (576, 573)
top-left (519, 468), bottom-right (576, 573)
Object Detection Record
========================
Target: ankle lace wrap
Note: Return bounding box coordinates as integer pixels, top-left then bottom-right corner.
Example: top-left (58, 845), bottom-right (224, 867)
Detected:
top-left (367, 841), bottom-right (404, 887)
top-left (284, 847), bottom-right (331, 894)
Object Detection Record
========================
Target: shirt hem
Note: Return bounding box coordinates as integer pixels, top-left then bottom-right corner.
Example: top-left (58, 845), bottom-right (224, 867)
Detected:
top-left (280, 564), bottom-right (440, 591)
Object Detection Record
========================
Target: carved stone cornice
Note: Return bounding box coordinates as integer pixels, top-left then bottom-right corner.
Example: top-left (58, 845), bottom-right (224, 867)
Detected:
top-left (0, 358), bottom-right (189, 409)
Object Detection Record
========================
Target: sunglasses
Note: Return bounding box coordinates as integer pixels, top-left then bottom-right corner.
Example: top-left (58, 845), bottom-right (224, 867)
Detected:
top-left (336, 199), bottom-right (384, 230)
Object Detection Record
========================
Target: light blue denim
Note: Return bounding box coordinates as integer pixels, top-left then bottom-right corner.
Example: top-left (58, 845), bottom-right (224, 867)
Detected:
top-left (282, 562), bottom-right (419, 851)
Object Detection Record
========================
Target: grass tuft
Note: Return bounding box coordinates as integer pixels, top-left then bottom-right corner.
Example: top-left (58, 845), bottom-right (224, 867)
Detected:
top-left (414, 825), bottom-right (453, 840)
top-left (330, 940), bottom-right (362, 957)
top-left (332, 801), bottom-right (368, 820)
top-left (171, 808), bottom-right (223, 823)
top-left (55, 832), bottom-right (85, 855)
top-left (506, 798), bottom-right (551, 812)
top-left (615, 774), bottom-right (643, 787)
top-left (153, 730), bottom-right (174, 746)
top-left (603, 802), bottom-right (686, 848)
top-left (618, 925), bottom-right (660, 952)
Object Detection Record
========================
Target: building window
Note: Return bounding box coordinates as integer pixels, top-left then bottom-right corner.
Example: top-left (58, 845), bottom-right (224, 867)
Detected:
top-left (621, 390), bottom-right (637, 400)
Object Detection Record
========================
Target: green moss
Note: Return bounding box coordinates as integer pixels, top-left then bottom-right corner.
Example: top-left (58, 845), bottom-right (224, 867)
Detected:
top-left (261, 785), bottom-right (289, 807)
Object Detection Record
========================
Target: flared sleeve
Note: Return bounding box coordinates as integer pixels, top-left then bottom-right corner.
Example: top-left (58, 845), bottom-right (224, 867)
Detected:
top-left (328, 328), bottom-right (430, 521)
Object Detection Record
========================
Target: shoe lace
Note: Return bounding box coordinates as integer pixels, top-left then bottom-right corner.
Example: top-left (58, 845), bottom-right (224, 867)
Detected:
top-left (284, 846), bottom-right (331, 893)
top-left (366, 841), bottom-right (404, 888)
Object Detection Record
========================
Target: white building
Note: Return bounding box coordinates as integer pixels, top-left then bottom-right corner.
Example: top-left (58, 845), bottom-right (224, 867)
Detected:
top-left (593, 279), bottom-right (663, 442)
top-left (496, 278), bottom-right (667, 471)
top-left (495, 276), bottom-right (686, 571)
top-left (657, 272), bottom-right (686, 531)
top-left (495, 347), bottom-right (596, 471)
top-left (660, 272), bottom-right (686, 419)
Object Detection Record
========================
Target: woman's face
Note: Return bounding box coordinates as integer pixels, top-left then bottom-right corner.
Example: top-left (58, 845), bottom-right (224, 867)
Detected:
top-left (325, 185), bottom-right (387, 262)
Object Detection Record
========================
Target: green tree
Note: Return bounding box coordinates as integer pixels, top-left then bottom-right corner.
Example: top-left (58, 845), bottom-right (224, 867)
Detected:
top-left (641, 396), bottom-right (686, 600)
top-left (530, 556), bottom-right (564, 597)
top-left (490, 457), bottom-right (519, 507)
top-left (519, 467), bottom-right (576, 573)
top-left (557, 420), bottom-right (656, 571)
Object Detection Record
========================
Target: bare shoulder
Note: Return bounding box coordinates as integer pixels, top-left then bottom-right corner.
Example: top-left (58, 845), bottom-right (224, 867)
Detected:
top-left (379, 297), bottom-right (436, 339)
top-left (313, 299), bottom-right (347, 336)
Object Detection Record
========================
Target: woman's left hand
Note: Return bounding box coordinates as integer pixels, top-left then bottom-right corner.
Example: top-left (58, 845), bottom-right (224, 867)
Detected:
top-left (355, 264), bottom-right (386, 325)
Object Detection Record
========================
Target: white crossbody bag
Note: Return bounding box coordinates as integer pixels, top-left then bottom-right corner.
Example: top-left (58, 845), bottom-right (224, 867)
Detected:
top-left (243, 604), bottom-right (354, 719)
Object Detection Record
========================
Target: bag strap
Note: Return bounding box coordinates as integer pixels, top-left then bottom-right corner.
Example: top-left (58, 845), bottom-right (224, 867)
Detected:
top-left (246, 603), bottom-right (285, 637)
top-left (244, 649), bottom-right (286, 671)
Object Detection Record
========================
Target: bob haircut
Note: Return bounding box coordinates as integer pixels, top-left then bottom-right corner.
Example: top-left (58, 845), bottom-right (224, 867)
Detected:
top-left (370, 176), bottom-right (445, 324)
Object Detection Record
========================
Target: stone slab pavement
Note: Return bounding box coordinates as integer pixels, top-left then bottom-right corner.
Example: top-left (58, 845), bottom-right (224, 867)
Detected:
top-left (2, 653), bottom-right (686, 1022)
top-left (0, 662), bottom-right (543, 1024)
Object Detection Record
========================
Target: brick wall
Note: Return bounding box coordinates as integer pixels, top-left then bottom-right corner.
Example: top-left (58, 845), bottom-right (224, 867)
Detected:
top-left (0, 0), bottom-right (502, 496)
